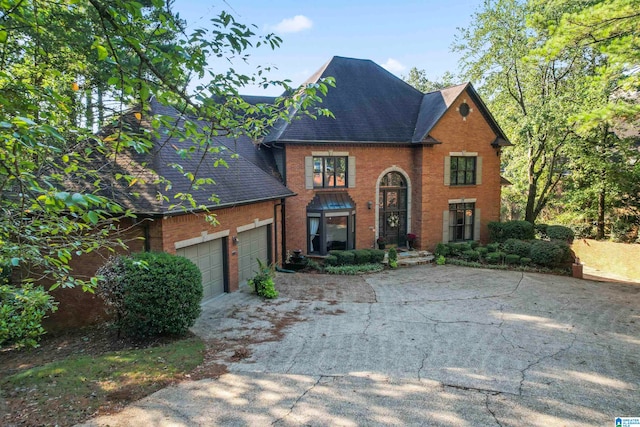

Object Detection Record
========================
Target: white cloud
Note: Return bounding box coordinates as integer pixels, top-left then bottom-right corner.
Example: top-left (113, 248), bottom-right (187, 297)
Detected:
top-left (382, 58), bottom-right (406, 74)
top-left (271, 15), bottom-right (313, 33)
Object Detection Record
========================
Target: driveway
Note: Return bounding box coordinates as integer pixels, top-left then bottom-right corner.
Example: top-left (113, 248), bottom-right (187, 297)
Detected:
top-left (79, 265), bottom-right (640, 426)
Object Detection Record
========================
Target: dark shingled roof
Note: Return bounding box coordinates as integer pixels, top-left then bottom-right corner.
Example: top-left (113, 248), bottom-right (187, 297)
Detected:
top-left (264, 56), bottom-right (510, 146)
top-left (96, 99), bottom-right (293, 215)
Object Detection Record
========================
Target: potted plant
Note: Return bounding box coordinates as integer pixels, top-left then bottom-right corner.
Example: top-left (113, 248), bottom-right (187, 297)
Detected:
top-left (376, 236), bottom-right (386, 249)
top-left (406, 233), bottom-right (417, 249)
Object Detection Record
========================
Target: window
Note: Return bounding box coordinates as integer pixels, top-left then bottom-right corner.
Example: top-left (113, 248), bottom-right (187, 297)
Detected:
top-left (307, 193), bottom-right (356, 255)
top-left (313, 156), bottom-right (347, 188)
top-left (450, 156), bottom-right (476, 185)
top-left (449, 202), bottom-right (475, 241)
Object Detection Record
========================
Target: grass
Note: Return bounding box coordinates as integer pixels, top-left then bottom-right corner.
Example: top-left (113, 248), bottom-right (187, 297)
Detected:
top-left (2, 336), bottom-right (205, 426)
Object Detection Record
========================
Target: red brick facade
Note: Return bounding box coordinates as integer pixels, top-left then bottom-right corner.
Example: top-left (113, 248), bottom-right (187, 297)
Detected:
top-left (283, 88), bottom-right (502, 253)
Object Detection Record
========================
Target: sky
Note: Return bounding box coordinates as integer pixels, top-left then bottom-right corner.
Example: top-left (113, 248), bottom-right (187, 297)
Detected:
top-left (172, 0), bottom-right (483, 95)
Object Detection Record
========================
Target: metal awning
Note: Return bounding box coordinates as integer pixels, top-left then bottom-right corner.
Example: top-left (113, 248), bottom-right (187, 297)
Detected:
top-left (306, 192), bottom-right (356, 212)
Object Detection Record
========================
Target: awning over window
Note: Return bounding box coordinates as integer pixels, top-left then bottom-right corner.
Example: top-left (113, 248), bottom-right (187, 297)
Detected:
top-left (306, 192), bottom-right (355, 212)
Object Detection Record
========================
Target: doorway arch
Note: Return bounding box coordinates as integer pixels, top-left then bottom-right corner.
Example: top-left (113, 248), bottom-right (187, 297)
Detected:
top-left (377, 169), bottom-right (410, 247)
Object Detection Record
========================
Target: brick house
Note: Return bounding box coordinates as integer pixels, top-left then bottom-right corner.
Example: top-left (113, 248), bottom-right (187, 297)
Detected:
top-left (262, 56), bottom-right (511, 256)
top-left (46, 56), bottom-right (510, 327)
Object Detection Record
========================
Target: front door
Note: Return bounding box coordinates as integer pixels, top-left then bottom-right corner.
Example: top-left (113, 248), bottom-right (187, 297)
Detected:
top-left (379, 172), bottom-right (407, 246)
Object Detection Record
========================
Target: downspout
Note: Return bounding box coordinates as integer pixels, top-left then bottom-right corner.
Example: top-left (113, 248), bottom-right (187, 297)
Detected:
top-left (143, 220), bottom-right (151, 252)
top-left (273, 198), bottom-right (287, 267)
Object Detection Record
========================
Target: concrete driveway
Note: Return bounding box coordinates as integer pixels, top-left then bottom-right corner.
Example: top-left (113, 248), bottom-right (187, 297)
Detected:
top-left (79, 265), bottom-right (640, 426)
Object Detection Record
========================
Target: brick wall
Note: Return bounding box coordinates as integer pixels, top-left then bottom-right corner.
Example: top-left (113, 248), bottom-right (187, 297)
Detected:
top-left (283, 88), bottom-right (502, 253)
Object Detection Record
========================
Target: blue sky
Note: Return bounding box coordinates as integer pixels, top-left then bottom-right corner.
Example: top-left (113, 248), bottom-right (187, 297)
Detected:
top-left (172, 0), bottom-right (482, 95)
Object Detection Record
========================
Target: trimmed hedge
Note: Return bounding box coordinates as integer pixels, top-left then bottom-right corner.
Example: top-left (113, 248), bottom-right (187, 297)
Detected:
top-left (462, 250), bottom-right (480, 262)
top-left (324, 255), bottom-right (338, 266)
top-left (476, 247), bottom-right (489, 257)
top-left (503, 238), bottom-right (532, 258)
top-left (545, 225), bottom-right (575, 243)
top-left (488, 220), bottom-right (535, 242)
top-left (353, 249), bottom-right (372, 264)
top-left (434, 243), bottom-right (449, 257)
top-left (485, 251), bottom-right (505, 264)
top-left (486, 243), bottom-right (500, 253)
top-left (97, 252), bottom-right (203, 338)
top-left (505, 254), bottom-right (521, 265)
top-left (520, 257), bottom-right (532, 265)
top-left (529, 240), bottom-right (572, 268)
top-left (367, 249), bottom-right (386, 263)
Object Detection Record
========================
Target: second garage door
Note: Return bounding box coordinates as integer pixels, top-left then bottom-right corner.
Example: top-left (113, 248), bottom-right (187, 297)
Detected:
top-left (176, 239), bottom-right (225, 301)
top-left (238, 226), bottom-right (269, 284)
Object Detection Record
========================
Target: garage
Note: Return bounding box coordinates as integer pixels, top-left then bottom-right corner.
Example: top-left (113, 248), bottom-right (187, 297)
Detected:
top-left (176, 239), bottom-right (226, 301)
top-left (238, 225), bottom-right (270, 284)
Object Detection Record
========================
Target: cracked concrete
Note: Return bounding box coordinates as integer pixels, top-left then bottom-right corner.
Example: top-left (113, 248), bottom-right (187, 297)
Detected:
top-left (79, 265), bottom-right (640, 427)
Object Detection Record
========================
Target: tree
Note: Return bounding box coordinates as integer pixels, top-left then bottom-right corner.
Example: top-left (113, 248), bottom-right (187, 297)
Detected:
top-left (454, 0), bottom-right (599, 224)
top-left (0, 0), bottom-right (333, 293)
top-left (403, 68), bottom-right (458, 92)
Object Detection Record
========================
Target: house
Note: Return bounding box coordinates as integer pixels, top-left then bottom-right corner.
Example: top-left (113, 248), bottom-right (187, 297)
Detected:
top-left (44, 56), bottom-right (510, 328)
top-left (262, 56), bottom-right (510, 255)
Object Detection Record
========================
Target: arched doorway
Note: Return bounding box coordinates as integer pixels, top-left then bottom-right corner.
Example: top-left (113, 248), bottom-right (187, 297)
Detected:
top-left (379, 171), bottom-right (407, 247)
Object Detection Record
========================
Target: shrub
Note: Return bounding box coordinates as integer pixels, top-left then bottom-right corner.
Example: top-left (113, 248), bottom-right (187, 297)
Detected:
top-left (0, 284), bottom-right (58, 348)
top-left (367, 249), bottom-right (386, 263)
top-left (330, 250), bottom-right (356, 266)
top-left (325, 263), bottom-right (384, 275)
top-left (0, 261), bottom-right (12, 286)
top-left (529, 240), bottom-right (571, 268)
top-left (324, 255), bottom-right (338, 266)
top-left (434, 243), bottom-right (449, 257)
top-left (546, 225), bottom-right (575, 243)
top-left (249, 259), bottom-right (278, 299)
top-left (353, 249), bottom-right (372, 265)
top-left (305, 258), bottom-right (322, 271)
top-left (535, 223), bottom-right (549, 239)
top-left (462, 250), bottom-right (480, 262)
top-left (489, 220), bottom-right (535, 242)
top-left (469, 240), bottom-right (480, 249)
top-left (486, 243), bottom-right (500, 253)
top-left (503, 239), bottom-right (532, 258)
top-left (505, 254), bottom-right (521, 265)
top-left (388, 247), bottom-right (398, 269)
top-left (520, 257), bottom-right (532, 266)
top-left (476, 247), bottom-right (489, 257)
top-left (436, 255), bottom-right (446, 265)
top-left (485, 251), bottom-right (505, 264)
top-left (97, 252), bottom-right (203, 338)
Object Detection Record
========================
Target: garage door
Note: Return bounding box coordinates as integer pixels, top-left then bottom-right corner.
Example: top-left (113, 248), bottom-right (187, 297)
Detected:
top-left (238, 226), bottom-right (269, 284)
top-left (176, 239), bottom-right (225, 301)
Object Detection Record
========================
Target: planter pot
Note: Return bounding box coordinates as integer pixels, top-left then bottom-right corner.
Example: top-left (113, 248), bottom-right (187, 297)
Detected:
top-left (572, 263), bottom-right (583, 279)
top-left (378, 243), bottom-right (386, 250)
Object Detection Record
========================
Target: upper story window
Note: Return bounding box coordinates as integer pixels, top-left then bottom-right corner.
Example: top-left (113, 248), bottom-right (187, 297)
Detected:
top-left (450, 156), bottom-right (477, 186)
top-left (313, 156), bottom-right (347, 188)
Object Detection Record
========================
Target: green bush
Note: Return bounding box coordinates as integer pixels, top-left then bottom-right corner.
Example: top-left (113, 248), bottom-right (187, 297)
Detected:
top-left (485, 251), bottom-right (505, 264)
top-left (0, 284), bottom-right (58, 348)
top-left (324, 255), bottom-right (338, 266)
top-left (462, 250), bottom-right (480, 261)
top-left (325, 263), bottom-right (384, 275)
top-left (436, 255), bottom-right (446, 265)
top-left (529, 240), bottom-right (572, 268)
top-left (0, 261), bottom-right (12, 286)
top-left (434, 243), bottom-right (449, 257)
top-left (469, 240), bottom-right (480, 249)
top-left (503, 239), bottom-right (532, 258)
top-left (367, 249), bottom-right (386, 263)
top-left (520, 257), bottom-right (532, 266)
top-left (330, 250), bottom-right (356, 266)
top-left (249, 259), bottom-right (278, 299)
top-left (305, 258), bottom-right (322, 271)
top-left (535, 223), bottom-right (549, 239)
top-left (546, 225), bottom-right (575, 243)
top-left (489, 220), bottom-right (535, 242)
top-left (505, 254), bottom-right (521, 265)
top-left (353, 249), bottom-right (372, 265)
top-left (486, 243), bottom-right (500, 253)
top-left (388, 247), bottom-right (398, 269)
top-left (476, 247), bottom-right (489, 257)
top-left (97, 252), bottom-right (203, 338)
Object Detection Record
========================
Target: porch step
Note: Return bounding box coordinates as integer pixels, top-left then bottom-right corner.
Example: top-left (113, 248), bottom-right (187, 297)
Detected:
top-left (384, 250), bottom-right (435, 267)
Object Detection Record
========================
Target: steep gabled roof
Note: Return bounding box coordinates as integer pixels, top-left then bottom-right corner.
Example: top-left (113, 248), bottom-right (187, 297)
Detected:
top-left (94, 99), bottom-right (293, 215)
top-left (264, 56), bottom-right (425, 143)
top-left (263, 56), bottom-right (511, 147)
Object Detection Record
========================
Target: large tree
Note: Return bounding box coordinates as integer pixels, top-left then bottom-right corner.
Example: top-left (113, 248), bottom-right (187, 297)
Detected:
top-left (0, 0), bottom-right (333, 292)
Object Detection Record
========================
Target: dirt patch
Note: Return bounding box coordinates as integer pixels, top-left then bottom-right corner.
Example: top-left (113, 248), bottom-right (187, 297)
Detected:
top-left (275, 272), bottom-right (377, 303)
top-left (572, 239), bottom-right (640, 282)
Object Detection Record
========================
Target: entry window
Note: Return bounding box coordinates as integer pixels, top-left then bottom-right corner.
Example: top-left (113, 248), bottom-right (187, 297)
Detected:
top-left (450, 157), bottom-right (477, 185)
top-left (449, 202), bottom-right (475, 241)
top-left (313, 156), bottom-right (347, 188)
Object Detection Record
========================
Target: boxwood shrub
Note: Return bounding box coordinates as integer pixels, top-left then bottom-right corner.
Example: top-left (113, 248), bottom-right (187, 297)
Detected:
top-left (505, 254), bottom-right (521, 265)
top-left (520, 257), bottom-right (532, 266)
top-left (324, 255), bottom-right (338, 266)
top-left (488, 220), bottom-right (535, 242)
top-left (329, 250), bottom-right (355, 265)
top-left (545, 225), bottom-right (575, 243)
top-left (503, 238), bottom-right (532, 258)
top-left (476, 247), bottom-right (489, 257)
top-left (462, 250), bottom-right (480, 262)
top-left (367, 249), bottom-right (386, 263)
top-left (97, 252), bottom-right (203, 338)
top-left (485, 251), bottom-right (504, 264)
top-left (434, 243), bottom-right (449, 257)
top-left (353, 249), bottom-right (372, 264)
top-left (529, 240), bottom-right (572, 268)
top-left (486, 243), bottom-right (500, 253)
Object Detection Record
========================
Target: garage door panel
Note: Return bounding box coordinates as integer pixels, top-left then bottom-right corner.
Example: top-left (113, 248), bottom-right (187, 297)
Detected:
top-left (177, 238), bottom-right (225, 301)
top-left (238, 226), bottom-right (269, 285)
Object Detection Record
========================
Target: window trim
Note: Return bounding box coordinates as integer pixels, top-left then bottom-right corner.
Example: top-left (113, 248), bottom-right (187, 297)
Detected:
top-left (450, 156), bottom-right (477, 186)
top-left (448, 202), bottom-right (476, 242)
top-left (444, 153), bottom-right (482, 186)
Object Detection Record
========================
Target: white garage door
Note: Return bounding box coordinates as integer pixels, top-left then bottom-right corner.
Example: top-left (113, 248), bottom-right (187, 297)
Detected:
top-left (177, 239), bottom-right (225, 301)
top-left (238, 226), bottom-right (269, 284)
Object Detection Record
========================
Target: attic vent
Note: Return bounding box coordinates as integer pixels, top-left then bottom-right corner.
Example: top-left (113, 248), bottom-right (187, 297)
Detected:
top-left (459, 102), bottom-right (470, 117)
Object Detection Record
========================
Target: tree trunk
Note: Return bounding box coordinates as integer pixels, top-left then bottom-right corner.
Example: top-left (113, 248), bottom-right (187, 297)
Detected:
top-left (85, 87), bottom-right (94, 130)
top-left (596, 169), bottom-right (606, 239)
top-left (97, 86), bottom-right (104, 126)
